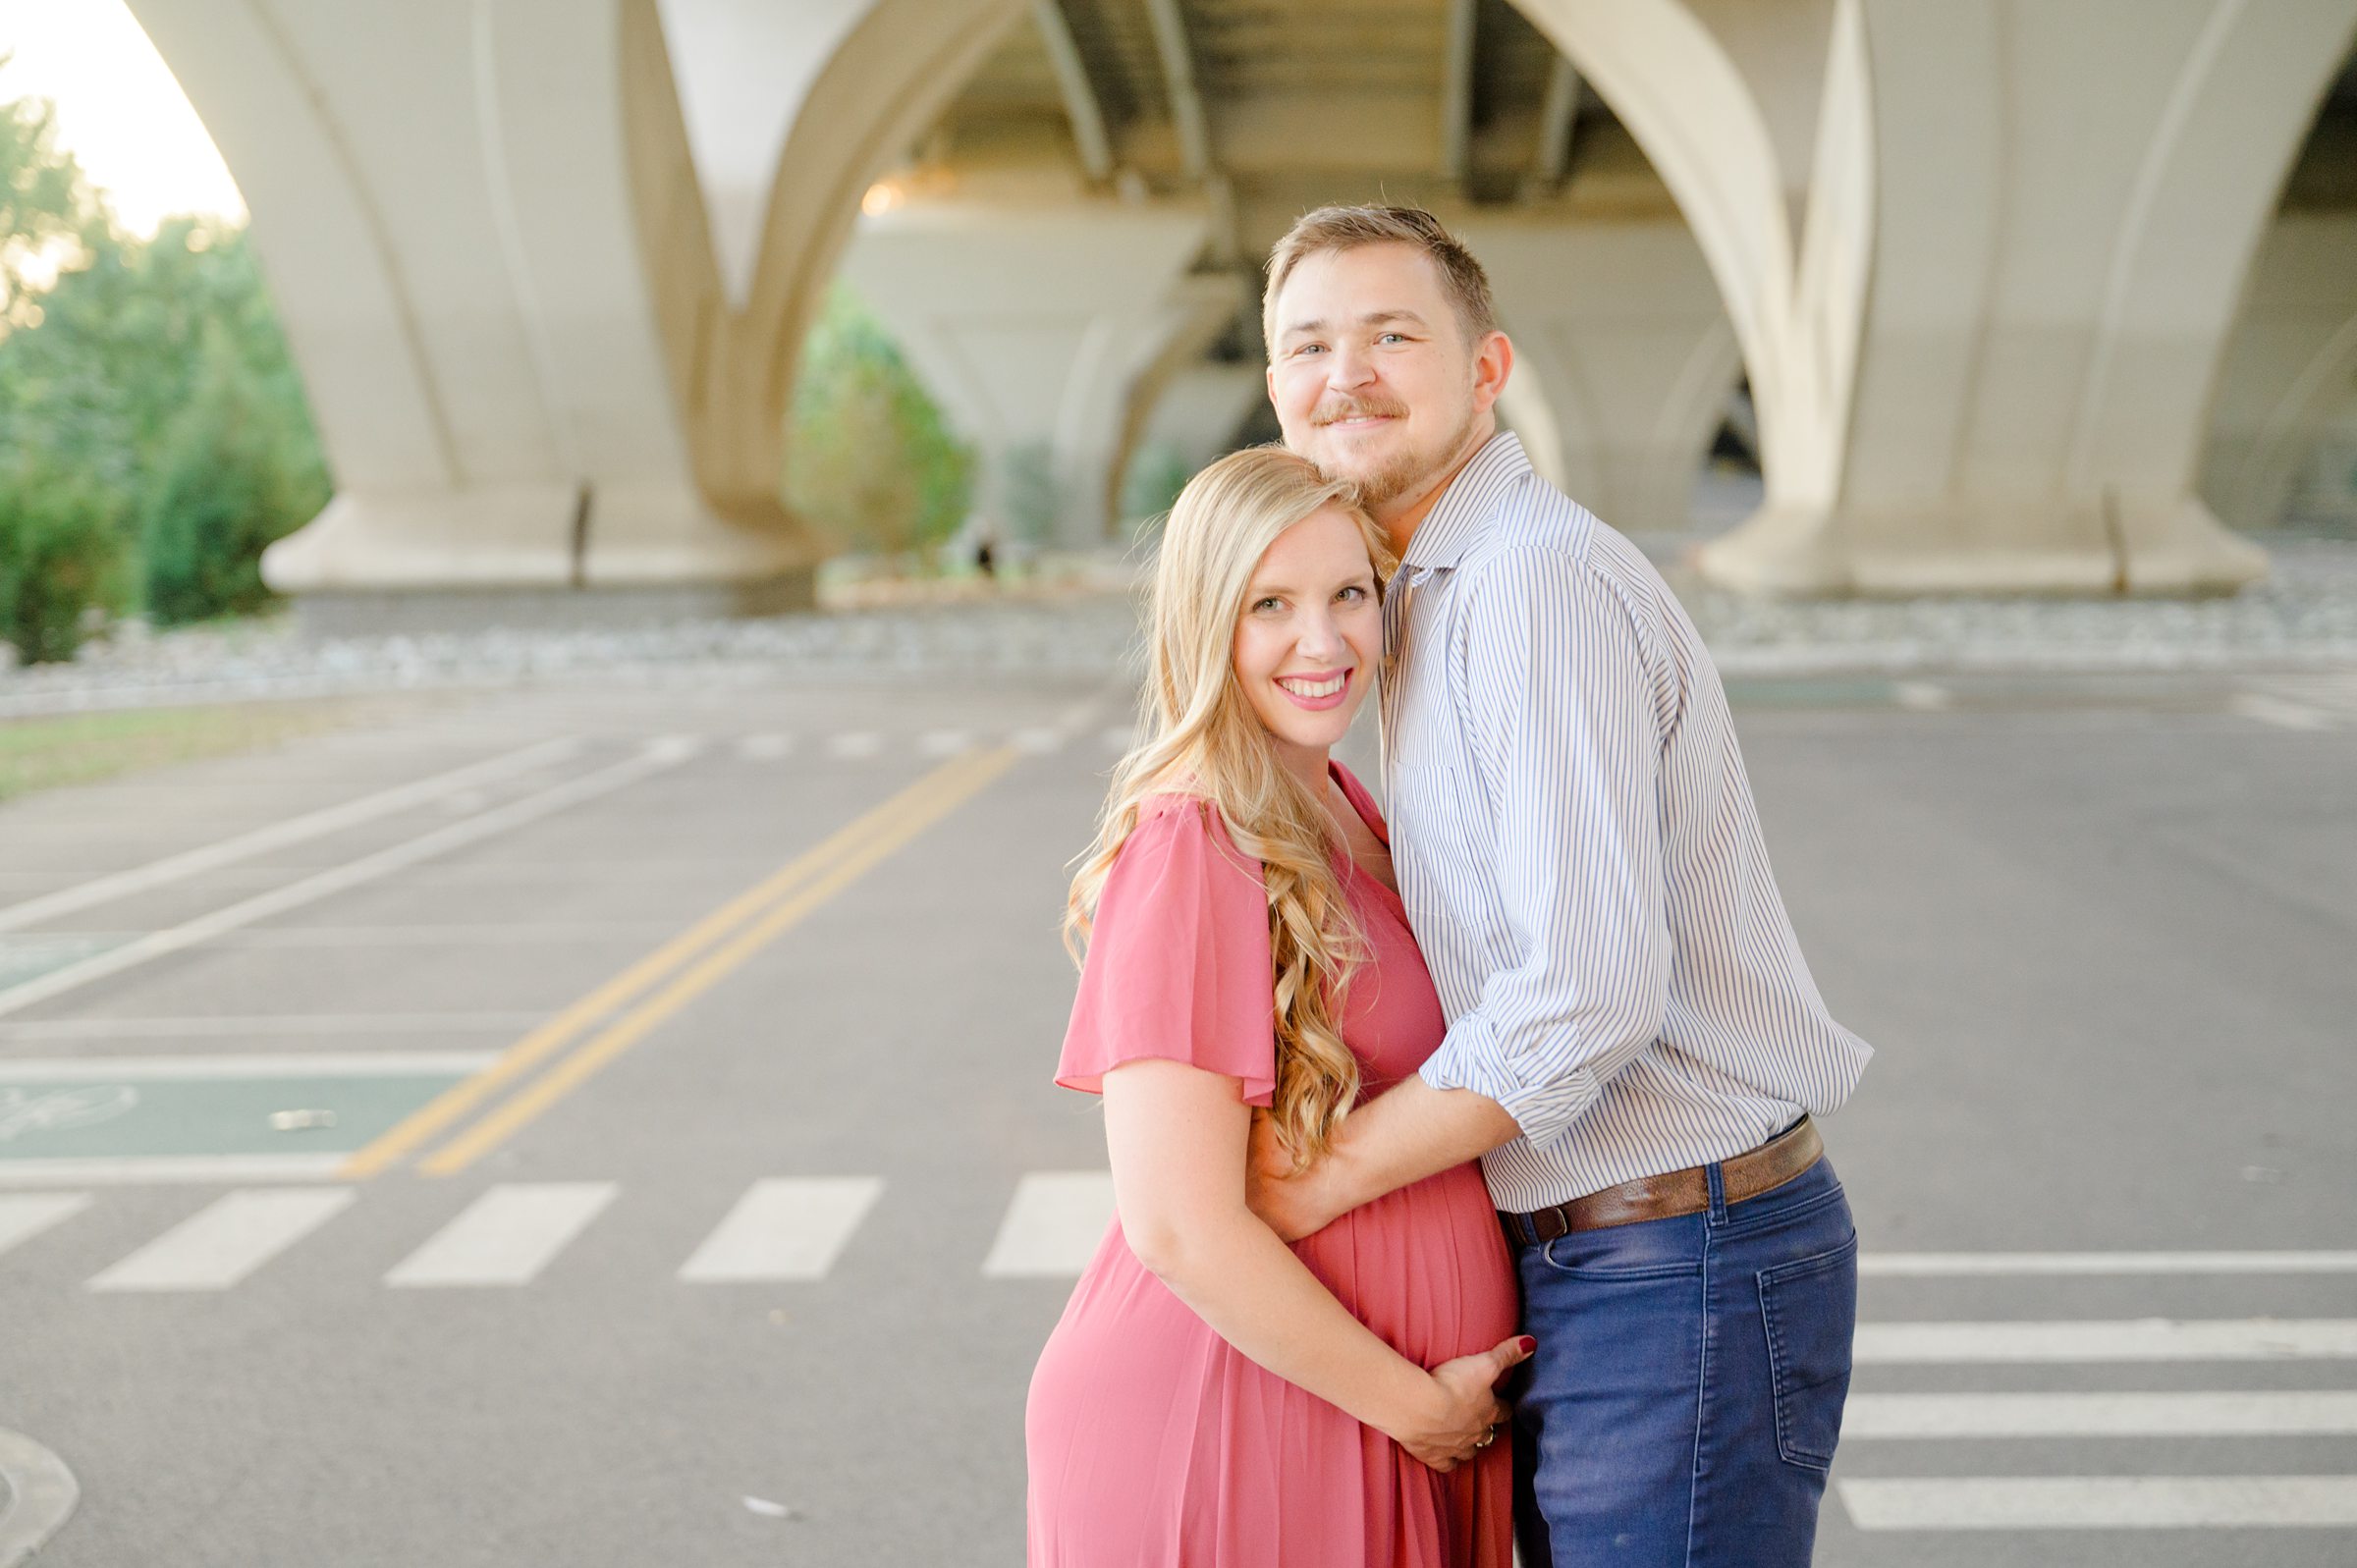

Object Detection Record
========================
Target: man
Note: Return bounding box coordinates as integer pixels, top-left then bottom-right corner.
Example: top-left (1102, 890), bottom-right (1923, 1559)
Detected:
top-left (1246, 204), bottom-right (1873, 1566)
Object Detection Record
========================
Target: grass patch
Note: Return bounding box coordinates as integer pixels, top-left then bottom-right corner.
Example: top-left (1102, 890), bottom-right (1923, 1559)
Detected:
top-left (0, 700), bottom-right (389, 803)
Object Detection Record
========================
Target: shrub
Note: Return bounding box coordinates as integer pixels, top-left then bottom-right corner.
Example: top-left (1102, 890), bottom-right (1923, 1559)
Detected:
top-left (140, 322), bottom-right (314, 623)
top-left (0, 453), bottom-right (122, 662)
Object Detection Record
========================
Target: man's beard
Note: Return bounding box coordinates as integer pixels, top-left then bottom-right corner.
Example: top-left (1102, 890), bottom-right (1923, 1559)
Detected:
top-left (1310, 395), bottom-right (1482, 508)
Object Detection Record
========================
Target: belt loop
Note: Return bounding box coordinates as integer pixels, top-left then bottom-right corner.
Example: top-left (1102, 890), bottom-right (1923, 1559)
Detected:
top-left (1705, 1161), bottom-right (1728, 1224)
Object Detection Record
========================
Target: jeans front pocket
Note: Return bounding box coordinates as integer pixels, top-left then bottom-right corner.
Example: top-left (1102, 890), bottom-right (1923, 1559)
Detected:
top-left (1756, 1232), bottom-right (1858, 1470)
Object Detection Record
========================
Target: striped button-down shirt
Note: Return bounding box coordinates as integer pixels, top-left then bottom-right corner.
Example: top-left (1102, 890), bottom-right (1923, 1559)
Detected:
top-left (1384, 432), bottom-right (1871, 1211)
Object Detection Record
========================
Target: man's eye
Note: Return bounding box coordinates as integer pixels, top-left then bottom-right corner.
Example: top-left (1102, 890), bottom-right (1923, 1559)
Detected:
top-left (1378, 332), bottom-right (1406, 345)
top-left (1294, 344), bottom-right (1324, 355)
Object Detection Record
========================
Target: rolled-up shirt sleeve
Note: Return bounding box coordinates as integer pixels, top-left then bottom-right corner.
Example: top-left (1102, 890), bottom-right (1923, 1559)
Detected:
top-left (1415, 547), bottom-right (1672, 1147)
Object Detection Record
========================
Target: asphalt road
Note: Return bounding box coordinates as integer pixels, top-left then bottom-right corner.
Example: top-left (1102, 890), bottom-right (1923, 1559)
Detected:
top-left (0, 661), bottom-right (2351, 1567)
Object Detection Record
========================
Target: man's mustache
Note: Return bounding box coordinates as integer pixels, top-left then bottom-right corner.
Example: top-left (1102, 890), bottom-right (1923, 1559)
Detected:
top-left (1312, 400), bottom-right (1408, 426)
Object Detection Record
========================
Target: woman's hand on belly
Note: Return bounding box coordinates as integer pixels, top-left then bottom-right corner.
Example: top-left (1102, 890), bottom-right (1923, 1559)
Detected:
top-left (1392, 1334), bottom-right (1535, 1473)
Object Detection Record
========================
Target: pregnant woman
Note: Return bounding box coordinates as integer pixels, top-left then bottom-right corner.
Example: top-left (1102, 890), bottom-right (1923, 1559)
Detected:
top-left (1026, 447), bottom-right (1527, 1567)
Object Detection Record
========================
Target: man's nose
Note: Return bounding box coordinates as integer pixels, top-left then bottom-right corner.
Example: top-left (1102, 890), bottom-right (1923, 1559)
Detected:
top-left (1326, 344), bottom-right (1378, 390)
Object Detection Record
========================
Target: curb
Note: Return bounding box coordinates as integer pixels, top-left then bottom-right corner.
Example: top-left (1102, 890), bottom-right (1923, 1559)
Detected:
top-left (0, 1430), bottom-right (78, 1568)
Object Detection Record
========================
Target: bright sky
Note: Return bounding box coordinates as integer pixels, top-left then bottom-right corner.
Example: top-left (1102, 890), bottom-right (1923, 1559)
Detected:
top-left (0, 0), bottom-right (245, 235)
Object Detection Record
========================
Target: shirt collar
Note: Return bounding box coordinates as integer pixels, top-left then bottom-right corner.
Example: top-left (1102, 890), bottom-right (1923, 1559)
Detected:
top-left (1396, 430), bottom-right (1531, 573)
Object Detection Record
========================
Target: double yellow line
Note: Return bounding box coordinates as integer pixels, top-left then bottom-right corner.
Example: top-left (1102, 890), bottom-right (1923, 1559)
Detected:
top-left (341, 744), bottom-right (1018, 1179)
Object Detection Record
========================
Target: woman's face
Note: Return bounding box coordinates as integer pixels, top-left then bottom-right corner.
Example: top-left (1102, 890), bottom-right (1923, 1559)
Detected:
top-left (1231, 507), bottom-right (1383, 773)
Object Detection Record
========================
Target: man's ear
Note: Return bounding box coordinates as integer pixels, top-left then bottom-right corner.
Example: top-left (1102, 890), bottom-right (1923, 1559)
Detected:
top-left (1265, 361), bottom-right (1279, 406)
top-left (1474, 330), bottom-right (1514, 412)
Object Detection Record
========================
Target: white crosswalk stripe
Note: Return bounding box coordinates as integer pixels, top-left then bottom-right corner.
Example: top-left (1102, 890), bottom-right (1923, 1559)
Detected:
top-left (677, 1176), bottom-right (882, 1282)
top-left (1856, 1317), bottom-right (2357, 1361)
top-left (1009, 728), bottom-right (1067, 755)
top-left (0, 1193), bottom-right (89, 1259)
top-left (735, 733), bottom-right (794, 760)
top-left (982, 1170), bottom-right (1115, 1278)
top-left (1844, 1390), bottom-right (2357, 1438)
top-left (2231, 692), bottom-right (2335, 730)
top-left (824, 731), bottom-right (883, 760)
top-left (385, 1182), bottom-right (616, 1287)
top-left (1837, 1476), bottom-right (2357, 1531)
top-left (87, 1188), bottom-right (353, 1292)
top-left (917, 729), bottom-right (971, 758)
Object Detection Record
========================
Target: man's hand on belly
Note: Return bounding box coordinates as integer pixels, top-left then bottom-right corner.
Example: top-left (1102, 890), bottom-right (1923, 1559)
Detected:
top-left (1248, 1078), bottom-right (1522, 1241)
top-left (1244, 1112), bottom-right (1354, 1242)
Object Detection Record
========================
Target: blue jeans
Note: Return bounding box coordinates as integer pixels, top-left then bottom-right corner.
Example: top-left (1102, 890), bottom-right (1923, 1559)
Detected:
top-left (1508, 1153), bottom-right (1857, 1567)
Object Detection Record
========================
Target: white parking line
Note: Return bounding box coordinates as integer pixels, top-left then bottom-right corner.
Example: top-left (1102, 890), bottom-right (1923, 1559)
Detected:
top-left (1855, 1318), bottom-right (2357, 1362)
top-left (1010, 729), bottom-right (1067, 754)
top-left (0, 1013), bottom-right (547, 1041)
top-left (0, 1193), bottom-right (90, 1258)
top-left (219, 925), bottom-right (674, 948)
top-left (1837, 1476), bottom-right (2357, 1530)
top-left (1843, 1390), bottom-right (2357, 1438)
top-left (0, 1054), bottom-right (500, 1081)
top-left (0, 739), bottom-right (698, 1019)
top-left (86, 1188), bottom-right (355, 1291)
top-left (385, 1182), bottom-right (616, 1287)
top-left (1861, 1250), bottom-right (2357, 1275)
top-left (826, 732), bottom-right (883, 760)
top-left (736, 733), bottom-right (794, 760)
top-left (677, 1177), bottom-right (883, 1282)
top-left (0, 738), bottom-right (578, 936)
top-left (983, 1170), bottom-right (1115, 1278)
top-left (0, 1156), bottom-right (352, 1187)
top-left (917, 730), bottom-right (972, 758)
top-left (2230, 693), bottom-right (2335, 730)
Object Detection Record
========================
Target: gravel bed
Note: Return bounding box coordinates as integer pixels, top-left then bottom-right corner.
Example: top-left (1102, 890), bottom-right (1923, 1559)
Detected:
top-left (5, 537), bottom-right (2354, 718)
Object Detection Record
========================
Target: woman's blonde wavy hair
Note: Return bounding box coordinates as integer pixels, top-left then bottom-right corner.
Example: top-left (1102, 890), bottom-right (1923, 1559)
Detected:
top-left (1066, 445), bottom-right (1397, 1169)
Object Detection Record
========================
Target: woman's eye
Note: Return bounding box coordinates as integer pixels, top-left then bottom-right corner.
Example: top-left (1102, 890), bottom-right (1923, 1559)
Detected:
top-left (1336, 585), bottom-right (1367, 603)
top-left (1254, 596), bottom-right (1284, 613)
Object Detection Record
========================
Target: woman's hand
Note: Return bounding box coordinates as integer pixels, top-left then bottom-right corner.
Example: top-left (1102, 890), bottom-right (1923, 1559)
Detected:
top-left (1387, 1333), bottom-right (1536, 1473)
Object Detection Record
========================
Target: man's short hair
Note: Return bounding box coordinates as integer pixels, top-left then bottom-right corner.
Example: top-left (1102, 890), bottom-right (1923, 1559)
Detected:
top-left (1261, 204), bottom-right (1501, 358)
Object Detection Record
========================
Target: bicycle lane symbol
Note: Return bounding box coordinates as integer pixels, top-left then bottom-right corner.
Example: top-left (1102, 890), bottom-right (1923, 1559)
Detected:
top-left (0, 1085), bottom-right (139, 1142)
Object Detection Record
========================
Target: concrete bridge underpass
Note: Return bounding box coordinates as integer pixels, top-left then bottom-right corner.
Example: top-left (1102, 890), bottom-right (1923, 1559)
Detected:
top-left (121, 0), bottom-right (2357, 626)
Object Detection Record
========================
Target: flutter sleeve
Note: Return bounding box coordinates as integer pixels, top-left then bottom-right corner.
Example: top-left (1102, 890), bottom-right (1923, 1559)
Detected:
top-left (1055, 796), bottom-right (1277, 1106)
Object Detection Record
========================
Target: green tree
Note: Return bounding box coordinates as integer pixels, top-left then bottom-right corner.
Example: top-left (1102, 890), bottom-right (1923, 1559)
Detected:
top-left (0, 69), bottom-right (94, 331)
top-left (784, 287), bottom-right (974, 565)
top-left (0, 80), bottom-right (330, 645)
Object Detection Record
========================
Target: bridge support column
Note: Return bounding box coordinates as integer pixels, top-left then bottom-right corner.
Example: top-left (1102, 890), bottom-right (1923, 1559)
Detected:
top-left (841, 201), bottom-right (1214, 550)
top-left (127, 0), bottom-right (820, 627)
top-left (1690, 0), bottom-right (2357, 595)
top-left (2202, 210), bottom-right (2357, 534)
top-left (1473, 219), bottom-right (1740, 536)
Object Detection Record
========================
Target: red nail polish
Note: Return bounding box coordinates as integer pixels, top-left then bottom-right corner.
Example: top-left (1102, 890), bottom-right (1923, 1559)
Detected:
top-left (1517, 1336), bottom-right (1536, 1354)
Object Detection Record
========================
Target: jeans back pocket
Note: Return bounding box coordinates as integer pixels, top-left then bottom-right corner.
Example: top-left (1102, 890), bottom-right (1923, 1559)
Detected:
top-left (1756, 1233), bottom-right (1858, 1470)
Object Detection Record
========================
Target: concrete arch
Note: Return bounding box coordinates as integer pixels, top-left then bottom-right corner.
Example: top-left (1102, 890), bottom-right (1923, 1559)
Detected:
top-left (1512, 0), bottom-right (1873, 513)
top-left (723, 0), bottom-right (1027, 497)
top-left (1704, 0), bottom-right (2357, 593)
top-left (2203, 210), bottom-right (2357, 531)
top-left (126, 0), bottom-right (807, 621)
top-left (1470, 217), bottom-right (1744, 535)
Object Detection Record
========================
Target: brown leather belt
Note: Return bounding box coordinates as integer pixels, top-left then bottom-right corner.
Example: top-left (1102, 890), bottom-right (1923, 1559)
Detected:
top-left (1500, 1116), bottom-right (1823, 1247)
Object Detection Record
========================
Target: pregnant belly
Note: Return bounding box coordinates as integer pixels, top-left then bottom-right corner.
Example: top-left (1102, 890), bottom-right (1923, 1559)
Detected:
top-left (1289, 1160), bottom-right (1519, 1368)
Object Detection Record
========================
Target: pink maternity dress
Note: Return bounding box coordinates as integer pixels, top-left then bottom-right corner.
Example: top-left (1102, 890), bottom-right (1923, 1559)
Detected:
top-left (1026, 762), bottom-right (1516, 1567)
